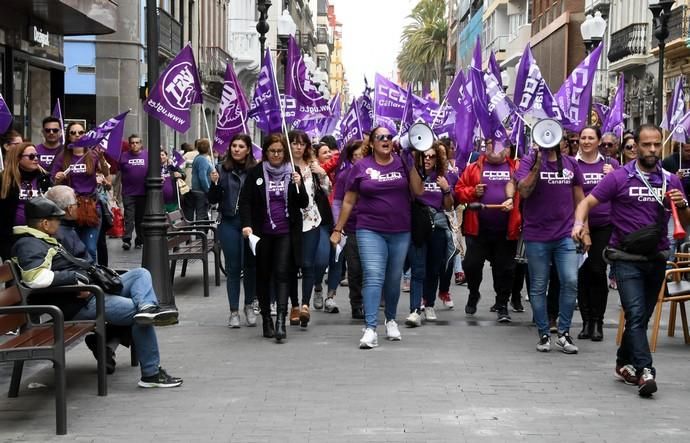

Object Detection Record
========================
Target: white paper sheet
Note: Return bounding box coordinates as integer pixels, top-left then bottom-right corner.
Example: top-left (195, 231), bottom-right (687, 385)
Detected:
top-left (578, 252), bottom-right (588, 269)
top-left (334, 234), bottom-right (347, 262)
top-left (248, 234), bottom-right (261, 256)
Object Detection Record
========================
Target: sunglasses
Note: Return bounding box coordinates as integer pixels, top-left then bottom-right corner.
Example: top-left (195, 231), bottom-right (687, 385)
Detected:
top-left (21, 153), bottom-right (38, 160)
top-left (43, 128), bottom-right (60, 134)
top-left (375, 134), bottom-right (394, 142)
top-left (624, 144), bottom-right (635, 150)
top-left (601, 142), bottom-right (615, 148)
top-left (423, 154), bottom-right (437, 160)
top-left (568, 139), bottom-right (579, 145)
top-left (70, 130), bottom-right (86, 136)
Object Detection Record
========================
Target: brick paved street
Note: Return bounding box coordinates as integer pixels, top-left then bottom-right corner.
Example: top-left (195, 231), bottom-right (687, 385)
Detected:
top-left (2, 238), bottom-right (690, 442)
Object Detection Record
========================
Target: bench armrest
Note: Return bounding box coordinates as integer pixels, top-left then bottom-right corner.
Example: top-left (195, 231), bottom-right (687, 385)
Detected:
top-left (166, 230), bottom-right (208, 251)
top-left (0, 304), bottom-right (65, 344)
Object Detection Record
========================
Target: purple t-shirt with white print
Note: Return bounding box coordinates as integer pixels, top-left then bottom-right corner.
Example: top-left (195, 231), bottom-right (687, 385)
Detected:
top-left (35, 143), bottom-right (63, 171)
top-left (478, 161), bottom-right (512, 233)
top-left (590, 161), bottom-right (685, 251)
top-left (515, 151), bottom-right (584, 242)
top-left (262, 177), bottom-right (289, 235)
top-left (14, 176), bottom-right (41, 225)
top-left (119, 150), bottom-right (148, 197)
top-left (51, 151), bottom-right (99, 195)
top-left (345, 155), bottom-right (411, 233)
top-left (415, 171), bottom-right (458, 211)
top-left (578, 155), bottom-right (620, 228)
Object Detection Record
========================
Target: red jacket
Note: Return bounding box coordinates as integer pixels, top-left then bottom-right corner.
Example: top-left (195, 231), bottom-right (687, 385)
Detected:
top-left (454, 155), bottom-right (521, 240)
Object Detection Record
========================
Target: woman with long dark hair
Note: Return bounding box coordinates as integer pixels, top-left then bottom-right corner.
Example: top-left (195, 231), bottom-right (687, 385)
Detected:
top-left (51, 121), bottom-right (110, 261)
top-left (0, 142), bottom-right (52, 260)
top-left (239, 133), bottom-right (308, 342)
top-left (209, 134), bottom-right (258, 329)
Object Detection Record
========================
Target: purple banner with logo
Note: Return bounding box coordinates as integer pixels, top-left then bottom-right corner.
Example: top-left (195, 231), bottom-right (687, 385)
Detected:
top-left (338, 99), bottom-right (364, 148)
top-left (71, 110), bottom-right (130, 160)
top-left (248, 48), bottom-right (284, 134)
top-left (593, 103), bottom-right (610, 126)
top-left (357, 93), bottom-right (374, 133)
top-left (661, 76), bottom-right (685, 139)
top-left (555, 43), bottom-right (603, 132)
top-left (450, 71), bottom-right (477, 165)
top-left (469, 67), bottom-right (508, 142)
top-left (602, 76), bottom-right (625, 137)
top-left (374, 73), bottom-right (407, 120)
top-left (144, 44), bottom-right (203, 133)
top-left (513, 44), bottom-right (567, 123)
top-left (286, 36), bottom-right (330, 121)
top-left (319, 93), bottom-right (342, 137)
top-left (213, 63), bottom-right (250, 156)
top-left (0, 93), bottom-right (13, 134)
top-left (171, 150), bottom-right (185, 168)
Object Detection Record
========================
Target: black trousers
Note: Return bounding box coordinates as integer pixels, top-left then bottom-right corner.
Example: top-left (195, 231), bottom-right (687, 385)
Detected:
top-left (256, 234), bottom-right (293, 314)
top-left (578, 225), bottom-right (612, 322)
top-left (122, 195), bottom-right (146, 245)
top-left (463, 233), bottom-right (517, 307)
top-left (344, 232), bottom-right (363, 308)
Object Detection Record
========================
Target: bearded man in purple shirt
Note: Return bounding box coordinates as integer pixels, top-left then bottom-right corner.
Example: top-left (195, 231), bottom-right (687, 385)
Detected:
top-left (35, 116), bottom-right (64, 170)
top-left (573, 124), bottom-right (690, 398)
top-left (118, 134), bottom-right (148, 250)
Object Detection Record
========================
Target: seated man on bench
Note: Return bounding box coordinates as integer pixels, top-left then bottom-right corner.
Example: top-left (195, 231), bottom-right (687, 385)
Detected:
top-left (11, 196), bottom-right (183, 389)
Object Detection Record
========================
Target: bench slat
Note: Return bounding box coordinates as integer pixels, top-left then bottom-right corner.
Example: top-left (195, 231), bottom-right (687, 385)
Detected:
top-left (0, 322), bottom-right (95, 350)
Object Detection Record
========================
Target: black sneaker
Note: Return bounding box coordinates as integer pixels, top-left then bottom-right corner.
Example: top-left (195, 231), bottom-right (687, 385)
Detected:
top-left (138, 367), bottom-right (183, 388)
top-left (85, 334), bottom-right (116, 374)
top-left (637, 368), bottom-right (657, 397)
top-left (489, 303), bottom-right (499, 313)
top-left (497, 307), bottom-right (511, 323)
top-left (465, 303), bottom-right (477, 316)
top-left (134, 243), bottom-right (143, 250)
top-left (351, 306), bottom-right (364, 320)
top-left (511, 299), bottom-right (525, 312)
top-left (134, 305), bottom-right (179, 326)
top-left (122, 241), bottom-right (131, 251)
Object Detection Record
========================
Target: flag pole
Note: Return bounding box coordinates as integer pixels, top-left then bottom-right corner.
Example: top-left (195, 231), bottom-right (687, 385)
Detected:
top-left (267, 45), bottom-right (297, 174)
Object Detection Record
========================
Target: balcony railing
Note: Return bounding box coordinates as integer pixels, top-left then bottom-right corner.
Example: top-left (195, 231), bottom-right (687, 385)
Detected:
top-left (482, 35), bottom-right (510, 62)
top-left (158, 8), bottom-right (182, 57)
top-left (608, 23), bottom-right (648, 63)
top-left (666, 5), bottom-right (690, 43)
top-left (199, 46), bottom-right (233, 84)
top-left (229, 30), bottom-right (259, 63)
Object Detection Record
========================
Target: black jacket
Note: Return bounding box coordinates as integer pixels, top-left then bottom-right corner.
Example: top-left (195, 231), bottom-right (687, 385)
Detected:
top-left (239, 163), bottom-right (308, 267)
top-left (208, 163), bottom-right (249, 219)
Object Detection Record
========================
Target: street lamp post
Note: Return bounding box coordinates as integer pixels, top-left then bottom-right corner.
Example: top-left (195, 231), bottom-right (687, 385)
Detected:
top-left (581, 11), bottom-right (607, 125)
top-left (257, 0), bottom-right (272, 58)
top-left (143, 0), bottom-right (175, 310)
top-left (277, 9), bottom-right (297, 90)
top-left (649, 0), bottom-right (676, 125)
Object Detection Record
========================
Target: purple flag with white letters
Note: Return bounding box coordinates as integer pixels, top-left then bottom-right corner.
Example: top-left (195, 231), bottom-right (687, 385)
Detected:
top-left (593, 103), bottom-right (610, 126)
top-left (661, 76), bottom-right (686, 141)
top-left (357, 93), bottom-right (374, 133)
top-left (469, 66), bottom-right (508, 142)
top-left (338, 99), bottom-right (364, 148)
top-left (602, 76), bottom-right (625, 137)
top-left (448, 71), bottom-right (477, 165)
top-left (513, 45), bottom-right (567, 123)
top-left (71, 110), bottom-right (130, 160)
top-left (285, 35), bottom-right (330, 121)
top-left (143, 44), bottom-right (203, 133)
top-left (555, 43), bottom-right (603, 132)
top-left (489, 51), bottom-right (503, 89)
top-left (248, 48), bottom-right (283, 134)
top-left (374, 73), bottom-right (407, 120)
top-left (319, 93), bottom-right (342, 136)
top-left (171, 150), bottom-right (185, 168)
top-left (213, 63), bottom-right (250, 156)
top-left (0, 93), bottom-right (13, 134)
top-left (52, 99), bottom-right (65, 146)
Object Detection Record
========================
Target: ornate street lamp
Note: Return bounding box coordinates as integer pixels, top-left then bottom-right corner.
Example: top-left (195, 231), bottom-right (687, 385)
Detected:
top-left (649, 0), bottom-right (676, 125)
top-left (257, 0), bottom-right (272, 58)
top-left (581, 11), bottom-right (607, 124)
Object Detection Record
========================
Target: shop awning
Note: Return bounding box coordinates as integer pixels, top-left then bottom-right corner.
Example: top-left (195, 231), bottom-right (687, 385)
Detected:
top-left (5, 0), bottom-right (117, 36)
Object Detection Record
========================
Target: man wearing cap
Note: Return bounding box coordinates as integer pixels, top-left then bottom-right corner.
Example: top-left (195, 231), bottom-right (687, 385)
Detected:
top-left (11, 197), bottom-right (183, 388)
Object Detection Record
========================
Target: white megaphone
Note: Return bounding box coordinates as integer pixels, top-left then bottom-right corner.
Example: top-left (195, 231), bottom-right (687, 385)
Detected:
top-left (532, 118), bottom-right (563, 149)
top-left (399, 122), bottom-right (435, 152)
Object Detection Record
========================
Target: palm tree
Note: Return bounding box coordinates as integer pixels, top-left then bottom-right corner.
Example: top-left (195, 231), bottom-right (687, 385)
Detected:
top-left (397, 0), bottom-right (448, 96)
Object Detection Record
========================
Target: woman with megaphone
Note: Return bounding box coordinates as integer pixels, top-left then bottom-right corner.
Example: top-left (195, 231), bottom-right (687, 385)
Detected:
top-left (330, 126), bottom-right (424, 349)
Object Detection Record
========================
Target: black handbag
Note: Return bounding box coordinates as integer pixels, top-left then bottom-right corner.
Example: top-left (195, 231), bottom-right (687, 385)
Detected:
top-left (619, 223), bottom-right (664, 257)
top-left (313, 173), bottom-right (334, 227)
top-left (58, 247), bottom-right (123, 294)
top-left (411, 200), bottom-right (434, 247)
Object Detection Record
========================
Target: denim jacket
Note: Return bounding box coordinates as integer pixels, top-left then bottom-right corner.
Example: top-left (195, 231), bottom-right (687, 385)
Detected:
top-left (208, 165), bottom-right (247, 219)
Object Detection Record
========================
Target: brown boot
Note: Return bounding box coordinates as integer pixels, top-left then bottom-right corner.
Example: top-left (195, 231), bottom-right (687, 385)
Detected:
top-left (289, 306), bottom-right (300, 325)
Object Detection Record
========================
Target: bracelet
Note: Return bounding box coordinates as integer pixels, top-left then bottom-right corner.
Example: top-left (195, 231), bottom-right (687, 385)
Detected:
top-left (332, 228), bottom-right (342, 233)
top-left (442, 189), bottom-right (451, 195)
top-left (676, 199), bottom-right (688, 209)
top-left (574, 221), bottom-right (585, 227)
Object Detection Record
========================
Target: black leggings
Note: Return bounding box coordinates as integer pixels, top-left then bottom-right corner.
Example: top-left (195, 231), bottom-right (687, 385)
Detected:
top-left (256, 234), bottom-right (294, 313)
top-left (578, 225), bottom-right (612, 322)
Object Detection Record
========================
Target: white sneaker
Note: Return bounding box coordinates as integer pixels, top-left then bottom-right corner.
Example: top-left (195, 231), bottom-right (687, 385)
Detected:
top-left (324, 296), bottom-right (340, 313)
top-left (402, 278), bottom-right (410, 292)
top-left (244, 305), bottom-right (257, 327)
top-left (425, 306), bottom-right (438, 321)
top-left (228, 312), bottom-right (240, 329)
top-left (385, 320), bottom-right (402, 341)
top-left (405, 311), bottom-right (422, 327)
top-left (359, 328), bottom-right (378, 349)
top-left (251, 299), bottom-right (260, 315)
top-left (270, 302), bottom-right (277, 316)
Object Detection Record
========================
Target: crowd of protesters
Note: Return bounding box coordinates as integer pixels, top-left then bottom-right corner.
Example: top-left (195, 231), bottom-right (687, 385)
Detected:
top-left (3, 112), bottom-right (688, 399)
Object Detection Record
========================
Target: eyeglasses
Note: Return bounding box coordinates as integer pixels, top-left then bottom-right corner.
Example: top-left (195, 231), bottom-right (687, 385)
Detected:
top-left (423, 154), bottom-right (437, 160)
top-left (21, 153), bottom-right (38, 160)
top-left (624, 144), bottom-right (635, 150)
top-left (70, 130), bottom-right (85, 136)
top-left (601, 142), bottom-right (615, 148)
top-left (43, 128), bottom-right (60, 134)
top-left (268, 150), bottom-right (284, 156)
top-left (375, 134), bottom-right (394, 142)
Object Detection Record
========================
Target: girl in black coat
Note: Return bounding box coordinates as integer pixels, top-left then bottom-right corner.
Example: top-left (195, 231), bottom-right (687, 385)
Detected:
top-left (239, 133), bottom-right (308, 342)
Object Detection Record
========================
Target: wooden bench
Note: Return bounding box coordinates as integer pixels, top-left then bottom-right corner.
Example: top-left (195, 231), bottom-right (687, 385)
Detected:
top-left (0, 262), bottom-right (107, 435)
top-left (166, 210), bottom-right (222, 298)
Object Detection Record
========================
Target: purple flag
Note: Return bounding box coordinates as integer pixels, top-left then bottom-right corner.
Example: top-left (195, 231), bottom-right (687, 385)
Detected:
top-left (489, 51), bottom-right (503, 89)
top-left (52, 99), bottom-right (65, 146)
top-left (469, 67), bottom-right (508, 142)
top-left (593, 102), bottom-right (610, 126)
top-left (171, 150), bottom-right (185, 168)
top-left (293, 118), bottom-right (321, 140)
top-left (555, 44), bottom-right (603, 132)
top-left (484, 71), bottom-right (516, 125)
top-left (661, 76), bottom-right (686, 140)
top-left (400, 84), bottom-right (415, 135)
top-left (472, 37), bottom-right (482, 71)
top-left (285, 35), bottom-right (331, 121)
top-left (338, 99), bottom-right (364, 148)
top-left (448, 71), bottom-right (477, 165)
top-left (0, 93), bottom-right (12, 134)
top-left (71, 110), bottom-right (129, 160)
top-left (357, 93), bottom-right (374, 133)
top-left (248, 48), bottom-right (283, 134)
top-left (513, 45), bottom-right (567, 122)
top-left (319, 93), bottom-right (342, 136)
top-left (671, 110), bottom-right (690, 142)
top-left (213, 63), bottom-right (250, 156)
top-left (374, 73), bottom-right (407, 120)
top-left (602, 76), bottom-right (625, 137)
top-left (509, 115), bottom-right (527, 157)
top-left (143, 44), bottom-right (203, 133)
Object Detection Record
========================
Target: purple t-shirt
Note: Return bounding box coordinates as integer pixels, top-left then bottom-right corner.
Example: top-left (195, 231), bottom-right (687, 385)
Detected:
top-left (415, 171), bottom-right (458, 211)
top-left (478, 161), bottom-right (512, 233)
top-left (35, 144), bottom-right (63, 171)
top-left (119, 150), bottom-right (148, 197)
top-left (262, 178), bottom-right (290, 235)
top-left (51, 151), bottom-right (99, 195)
top-left (162, 165), bottom-right (175, 204)
top-left (345, 155), bottom-right (411, 233)
top-left (515, 152), bottom-right (584, 242)
top-left (578, 156), bottom-right (620, 228)
top-left (14, 177), bottom-right (41, 225)
top-left (590, 162), bottom-right (685, 251)
top-left (335, 165), bottom-right (357, 234)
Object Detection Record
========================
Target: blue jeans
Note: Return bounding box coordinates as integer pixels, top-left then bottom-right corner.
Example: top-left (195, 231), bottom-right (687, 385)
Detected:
top-left (314, 225), bottom-right (341, 292)
top-left (525, 237), bottom-right (578, 336)
top-left (72, 268), bottom-right (160, 377)
top-left (77, 216), bottom-right (101, 264)
top-left (407, 228), bottom-right (447, 310)
top-left (302, 225), bottom-right (330, 305)
top-left (357, 229), bottom-right (410, 329)
top-left (614, 260), bottom-right (665, 375)
top-left (219, 215), bottom-right (256, 311)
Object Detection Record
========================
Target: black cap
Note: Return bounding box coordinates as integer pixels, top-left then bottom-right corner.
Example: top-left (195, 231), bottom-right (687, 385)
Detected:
top-left (25, 197), bottom-right (65, 220)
